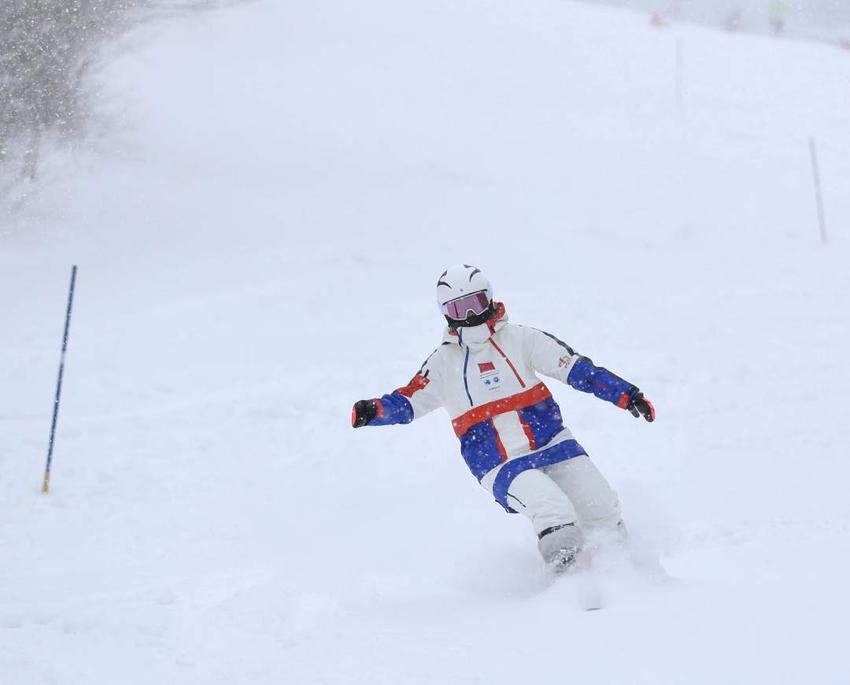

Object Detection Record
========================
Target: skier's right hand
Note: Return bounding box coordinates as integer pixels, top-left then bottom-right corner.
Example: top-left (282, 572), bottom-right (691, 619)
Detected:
top-left (628, 392), bottom-right (656, 422)
top-left (351, 399), bottom-right (379, 428)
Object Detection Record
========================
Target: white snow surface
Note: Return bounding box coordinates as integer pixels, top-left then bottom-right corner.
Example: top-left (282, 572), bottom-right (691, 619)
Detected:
top-left (2, 1), bottom-right (850, 683)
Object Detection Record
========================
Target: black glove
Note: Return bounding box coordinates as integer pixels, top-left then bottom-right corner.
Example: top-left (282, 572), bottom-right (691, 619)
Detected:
top-left (628, 392), bottom-right (656, 422)
top-left (351, 399), bottom-right (379, 428)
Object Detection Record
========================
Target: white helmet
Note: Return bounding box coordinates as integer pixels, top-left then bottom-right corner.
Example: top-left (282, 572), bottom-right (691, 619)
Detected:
top-left (436, 264), bottom-right (494, 327)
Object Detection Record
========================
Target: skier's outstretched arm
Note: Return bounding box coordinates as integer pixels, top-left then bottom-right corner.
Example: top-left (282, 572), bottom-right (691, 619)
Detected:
top-left (352, 353), bottom-right (443, 428)
top-left (521, 326), bottom-right (655, 422)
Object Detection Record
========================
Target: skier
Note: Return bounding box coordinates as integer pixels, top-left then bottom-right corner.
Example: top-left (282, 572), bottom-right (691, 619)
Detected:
top-left (351, 264), bottom-right (655, 570)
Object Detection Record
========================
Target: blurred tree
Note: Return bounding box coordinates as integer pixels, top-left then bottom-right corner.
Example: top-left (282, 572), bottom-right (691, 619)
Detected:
top-left (0, 0), bottom-right (227, 196)
top-left (1, 1), bottom-right (128, 184)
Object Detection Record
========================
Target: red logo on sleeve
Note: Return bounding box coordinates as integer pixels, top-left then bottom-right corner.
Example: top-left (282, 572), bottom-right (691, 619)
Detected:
top-left (395, 373), bottom-right (430, 398)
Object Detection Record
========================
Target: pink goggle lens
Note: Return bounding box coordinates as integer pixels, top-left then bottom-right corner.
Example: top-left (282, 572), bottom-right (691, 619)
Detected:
top-left (443, 291), bottom-right (490, 320)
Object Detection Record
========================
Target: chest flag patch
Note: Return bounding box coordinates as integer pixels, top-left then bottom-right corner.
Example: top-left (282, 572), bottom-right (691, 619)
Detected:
top-left (478, 361), bottom-right (496, 374)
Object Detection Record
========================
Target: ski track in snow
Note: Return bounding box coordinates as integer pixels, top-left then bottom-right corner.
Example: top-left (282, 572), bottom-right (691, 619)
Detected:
top-left (2, 1), bottom-right (850, 683)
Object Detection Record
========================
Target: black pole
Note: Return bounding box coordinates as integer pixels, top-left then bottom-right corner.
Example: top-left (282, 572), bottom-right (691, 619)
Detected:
top-left (42, 265), bottom-right (77, 494)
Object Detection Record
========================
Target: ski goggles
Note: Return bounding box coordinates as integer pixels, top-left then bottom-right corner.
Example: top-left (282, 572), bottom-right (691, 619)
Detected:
top-left (441, 291), bottom-right (490, 320)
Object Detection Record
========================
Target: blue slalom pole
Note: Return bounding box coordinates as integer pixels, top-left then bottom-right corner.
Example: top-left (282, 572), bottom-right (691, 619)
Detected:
top-left (42, 265), bottom-right (77, 494)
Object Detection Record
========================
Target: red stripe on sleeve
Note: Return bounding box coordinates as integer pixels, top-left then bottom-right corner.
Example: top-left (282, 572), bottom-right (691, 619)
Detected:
top-left (395, 373), bottom-right (430, 398)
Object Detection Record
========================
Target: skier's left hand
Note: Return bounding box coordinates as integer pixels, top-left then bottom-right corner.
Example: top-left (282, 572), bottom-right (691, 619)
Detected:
top-left (351, 399), bottom-right (379, 428)
top-left (628, 392), bottom-right (655, 422)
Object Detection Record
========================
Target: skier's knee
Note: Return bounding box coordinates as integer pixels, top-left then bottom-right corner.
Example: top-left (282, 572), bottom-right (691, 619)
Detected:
top-left (580, 493), bottom-right (623, 533)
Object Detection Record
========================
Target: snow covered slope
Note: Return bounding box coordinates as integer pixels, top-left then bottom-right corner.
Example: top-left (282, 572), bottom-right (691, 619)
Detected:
top-left (2, 1), bottom-right (849, 682)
